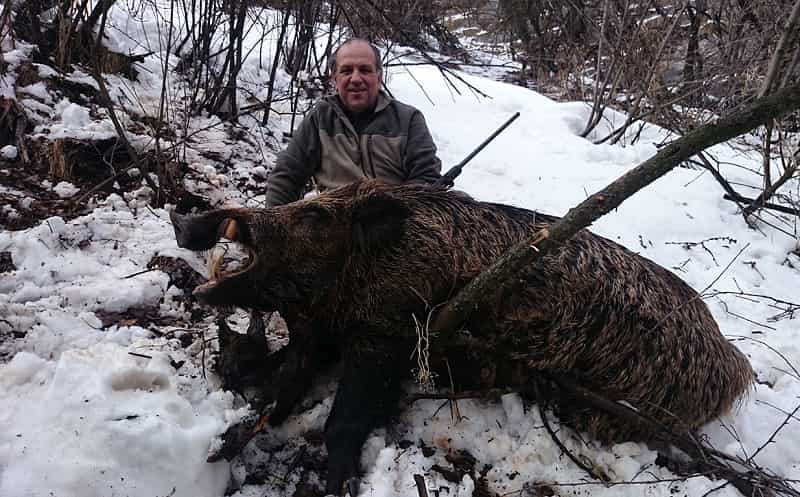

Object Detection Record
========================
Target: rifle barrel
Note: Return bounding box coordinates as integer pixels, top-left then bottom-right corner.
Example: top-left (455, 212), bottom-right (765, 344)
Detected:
top-left (455, 111), bottom-right (520, 169)
top-left (438, 112), bottom-right (521, 186)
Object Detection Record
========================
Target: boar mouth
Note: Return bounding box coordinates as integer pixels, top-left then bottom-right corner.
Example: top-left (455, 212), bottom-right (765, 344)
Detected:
top-left (193, 218), bottom-right (257, 297)
top-left (170, 210), bottom-right (262, 303)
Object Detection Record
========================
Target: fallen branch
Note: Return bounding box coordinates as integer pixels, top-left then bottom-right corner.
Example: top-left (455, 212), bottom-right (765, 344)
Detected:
top-left (723, 193), bottom-right (800, 217)
top-left (534, 379), bottom-right (609, 483)
top-left (544, 374), bottom-right (796, 497)
top-left (413, 474), bottom-right (429, 497)
top-left (691, 152), bottom-right (751, 216)
top-left (82, 6), bottom-right (162, 206)
top-left (431, 82), bottom-right (800, 334)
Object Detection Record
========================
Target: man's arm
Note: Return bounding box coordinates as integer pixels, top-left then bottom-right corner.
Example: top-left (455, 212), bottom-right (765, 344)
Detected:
top-left (264, 112), bottom-right (321, 207)
top-left (403, 111), bottom-right (442, 184)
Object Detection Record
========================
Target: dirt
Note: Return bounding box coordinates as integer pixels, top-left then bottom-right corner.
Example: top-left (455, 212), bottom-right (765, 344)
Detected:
top-left (0, 251), bottom-right (15, 273)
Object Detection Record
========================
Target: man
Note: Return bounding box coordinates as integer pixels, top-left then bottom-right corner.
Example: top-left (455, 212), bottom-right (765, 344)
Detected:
top-left (264, 38), bottom-right (442, 207)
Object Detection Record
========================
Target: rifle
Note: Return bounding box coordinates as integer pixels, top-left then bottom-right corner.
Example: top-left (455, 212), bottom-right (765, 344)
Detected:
top-left (434, 111), bottom-right (521, 188)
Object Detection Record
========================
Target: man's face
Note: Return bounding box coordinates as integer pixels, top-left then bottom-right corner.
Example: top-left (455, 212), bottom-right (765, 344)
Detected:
top-left (333, 41), bottom-right (380, 113)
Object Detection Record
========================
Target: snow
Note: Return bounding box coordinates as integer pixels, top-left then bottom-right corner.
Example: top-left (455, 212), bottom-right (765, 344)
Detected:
top-left (0, 196), bottom-right (246, 496)
top-left (0, 345), bottom-right (232, 497)
top-left (33, 63), bottom-right (59, 79)
top-left (1, 3), bottom-right (800, 497)
top-left (0, 145), bottom-right (17, 160)
top-left (59, 101), bottom-right (92, 128)
top-left (53, 181), bottom-right (80, 198)
top-left (18, 82), bottom-right (52, 103)
top-left (42, 100), bottom-right (119, 141)
top-left (1, 43), bottom-right (36, 100)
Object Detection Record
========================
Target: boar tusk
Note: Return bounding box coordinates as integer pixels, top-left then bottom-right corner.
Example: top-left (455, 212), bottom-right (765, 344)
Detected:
top-left (207, 246), bottom-right (225, 281)
top-left (222, 219), bottom-right (239, 241)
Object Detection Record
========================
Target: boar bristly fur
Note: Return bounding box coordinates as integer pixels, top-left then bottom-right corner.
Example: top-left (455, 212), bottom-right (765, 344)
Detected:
top-left (172, 179), bottom-right (753, 495)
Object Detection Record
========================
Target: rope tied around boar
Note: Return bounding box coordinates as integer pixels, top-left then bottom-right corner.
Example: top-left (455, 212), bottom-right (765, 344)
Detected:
top-left (171, 83), bottom-right (800, 497)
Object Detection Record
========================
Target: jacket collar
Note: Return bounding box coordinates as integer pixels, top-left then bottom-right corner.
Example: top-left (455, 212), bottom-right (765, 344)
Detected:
top-left (326, 90), bottom-right (392, 136)
top-left (374, 90), bottom-right (392, 112)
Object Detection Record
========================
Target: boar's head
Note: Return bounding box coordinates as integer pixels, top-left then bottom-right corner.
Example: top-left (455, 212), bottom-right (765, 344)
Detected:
top-left (170, 181), bottom-right (411, 314)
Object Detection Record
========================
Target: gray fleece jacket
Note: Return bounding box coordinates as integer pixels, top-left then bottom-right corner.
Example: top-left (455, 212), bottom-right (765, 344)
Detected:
top-left (264, 91), bottom-right (442, 206)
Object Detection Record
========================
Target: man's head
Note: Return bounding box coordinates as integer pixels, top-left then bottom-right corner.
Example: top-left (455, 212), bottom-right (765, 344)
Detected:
top-left (331, 39), bottom-right (382, 113)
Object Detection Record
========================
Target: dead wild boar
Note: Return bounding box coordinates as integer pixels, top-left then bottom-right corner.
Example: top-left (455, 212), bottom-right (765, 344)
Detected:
top-left (171, 179), bottom-right (754, 495)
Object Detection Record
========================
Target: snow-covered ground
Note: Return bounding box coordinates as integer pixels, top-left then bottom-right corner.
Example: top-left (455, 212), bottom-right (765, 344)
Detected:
top-left (1, 3), bottom-right (800, 497)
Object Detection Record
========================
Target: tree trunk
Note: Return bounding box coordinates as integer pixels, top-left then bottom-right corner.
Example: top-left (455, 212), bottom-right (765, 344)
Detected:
top-left (682, 3), bottom-right (703, 106)
top-left (261, 8), bottom-right (291, 127)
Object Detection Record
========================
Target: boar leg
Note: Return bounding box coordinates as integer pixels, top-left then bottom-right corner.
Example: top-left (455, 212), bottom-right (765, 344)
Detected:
top-left (324, 340), bottom-right (407, 496)
top-left (207, 322), bottom-right (315, 463)
top-left (268, 320), bottom-right (341, 425)
top-left (266, 320), bottom-right (317, 425)
top-left (207, 326), bottom-right (334, 463)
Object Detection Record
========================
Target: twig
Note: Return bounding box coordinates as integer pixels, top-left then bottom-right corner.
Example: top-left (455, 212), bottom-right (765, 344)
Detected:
top-left (643, 242), bottom-right (750, 333)
top-left (723, 193), bottom-right (800, 216)
top-left (513, 473), bottom-right (715, 492)
top-left (746, 210), bottom-right (800, 239)
top-left (534, 379), bottom-right (608, 482)
top-left (718, 300), bottom-right (777, 331)
top-left (747, 403), bottom-right (800, 464)
top-left (756, 400), bottom-right (800, 423)
top-left (719, 420), bottom-right (750, 462)
top-left (700, 481), bottom-right (730, 497)
top-left (444, 359), bottom-right (462, 423)
top-left (358, 0), bottom-right (490, 99)
top-left (128, 351), bottom-right (153, 359)
top-left (413, 474), bottom-right (429, 497)
top-left (665, 237), bottom-right (737, 266)
top-left (699, 243), bottom-right (750, 296)
top-left (71, 155), bottom-right (146, 208)
top-left (672, 257), bottom-right (691, 272)
top-left (693, 152), bottom-right (751, 214)
top-left (406, 388), bottom-right (515, 403)
top-left (122, 267), bottom-right (158, 279)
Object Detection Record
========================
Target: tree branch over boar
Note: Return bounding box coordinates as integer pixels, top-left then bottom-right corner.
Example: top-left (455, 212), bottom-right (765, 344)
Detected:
top-left (431, 81), bottom-right (800, 334)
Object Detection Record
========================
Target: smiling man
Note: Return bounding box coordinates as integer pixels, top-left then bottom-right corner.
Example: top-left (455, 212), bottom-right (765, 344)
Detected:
top-left (264, 39), bottom-right (442, 207)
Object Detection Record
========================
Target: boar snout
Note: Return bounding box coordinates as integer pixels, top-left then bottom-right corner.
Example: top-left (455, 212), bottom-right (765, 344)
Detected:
top-left (170, 210), bottom-right (245, 251)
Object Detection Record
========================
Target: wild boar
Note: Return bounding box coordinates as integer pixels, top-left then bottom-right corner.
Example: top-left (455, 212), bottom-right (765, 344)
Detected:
top-left (171, 179), bottom-right (753, 495)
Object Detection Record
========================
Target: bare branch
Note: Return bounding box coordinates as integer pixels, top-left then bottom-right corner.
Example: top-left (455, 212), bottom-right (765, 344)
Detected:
top-left (432, 83), bottom-right (800, 334)
top-left (758, 0), bottom-right (800, 98)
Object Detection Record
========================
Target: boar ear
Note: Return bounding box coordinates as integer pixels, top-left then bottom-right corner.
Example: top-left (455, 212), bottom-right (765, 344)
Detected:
top-left (351, 192), bottom-right (410, 253)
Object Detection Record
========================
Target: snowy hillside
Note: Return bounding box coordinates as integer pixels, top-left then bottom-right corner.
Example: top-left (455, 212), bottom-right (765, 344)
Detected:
top-left (1, 3), bottom-right (799, 497)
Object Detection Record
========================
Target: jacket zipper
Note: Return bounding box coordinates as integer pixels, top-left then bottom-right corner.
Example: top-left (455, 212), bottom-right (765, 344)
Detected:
top-left (333, 104), bottom-right (368, 178)
top-left (367, 135), bottom-right (376, 178)
top-left (357, 134), bottom-right (368, 177)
